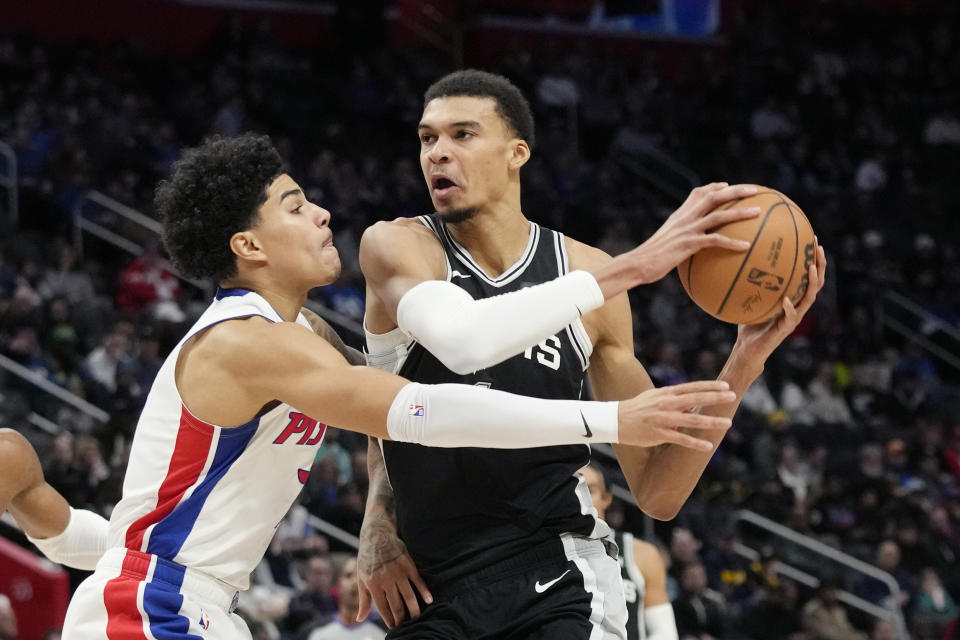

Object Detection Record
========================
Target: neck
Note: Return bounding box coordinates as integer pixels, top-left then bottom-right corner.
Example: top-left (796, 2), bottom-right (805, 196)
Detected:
top-left (444, 197), bottom-right (530, 279)
top-left (337, 608), bottom-right (357, 625)
top-left (219, 277), bottom-right (307, 322)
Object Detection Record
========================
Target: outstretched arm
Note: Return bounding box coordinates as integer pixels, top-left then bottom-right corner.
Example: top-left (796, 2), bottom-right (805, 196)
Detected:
top-left (357, 438), bottom-right (432, 628)
top-left (580, 241), bottom-right (827, 519)
top-left (360, 184), bottom-right (760, 374)
top-left (0, 429), bottom-right (108, 570)
top-left (194, 317), bottom-right (736, 451)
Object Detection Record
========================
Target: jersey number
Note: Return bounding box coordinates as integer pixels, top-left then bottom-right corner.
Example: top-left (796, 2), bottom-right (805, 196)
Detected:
top-left (524, 336), bottom-right (562, 371)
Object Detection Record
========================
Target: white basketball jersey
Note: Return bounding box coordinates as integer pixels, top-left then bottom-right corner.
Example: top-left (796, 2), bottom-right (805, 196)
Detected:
top-left (107, 288), bottom-right (326, 590)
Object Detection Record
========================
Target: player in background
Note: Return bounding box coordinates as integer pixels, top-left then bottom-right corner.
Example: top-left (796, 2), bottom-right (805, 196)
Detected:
top-left (582, 464), bottom-right (678, 640)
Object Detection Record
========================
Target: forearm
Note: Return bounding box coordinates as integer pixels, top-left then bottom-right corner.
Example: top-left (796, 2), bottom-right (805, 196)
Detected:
top-left (396, 271), bottom-right (603, 374)
top-left (644, 603), bottom-right (679, 640)
top-left (359, 438), bottom-right (404, 573)
top-left (25, 505), bottom-right (109, 570)
top-left (627, 348), bottom-right (761, 519)
top-left (386, 382), bottom-right (619, 448)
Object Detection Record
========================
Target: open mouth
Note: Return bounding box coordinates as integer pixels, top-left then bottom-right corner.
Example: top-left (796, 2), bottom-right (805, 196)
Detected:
top-left (431, 175), bottom-right (459, 198)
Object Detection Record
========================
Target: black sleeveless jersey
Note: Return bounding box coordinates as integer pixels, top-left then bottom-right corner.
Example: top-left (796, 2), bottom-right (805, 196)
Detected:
top-left (615, 530), bottom-right (647, 640)
top-left (381, 214), bottom-right (599, 587)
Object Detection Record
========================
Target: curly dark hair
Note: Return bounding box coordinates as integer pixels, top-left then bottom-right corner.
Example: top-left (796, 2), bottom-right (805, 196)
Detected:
top-left (155, 133), bottom-right (285, 283)
top-left (424, 69), bottom-right (535, 149)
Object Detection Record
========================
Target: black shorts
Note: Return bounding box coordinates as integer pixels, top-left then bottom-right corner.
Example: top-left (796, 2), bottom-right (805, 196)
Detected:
top-left (387, 534), bottom-right (627, 640)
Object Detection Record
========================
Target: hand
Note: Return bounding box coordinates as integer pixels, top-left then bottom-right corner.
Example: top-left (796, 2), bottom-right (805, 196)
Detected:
top-left (630, 183), bottom-right (761, 284)
top-left (357, 520), bottom-right (433, 628)
top-left (618, 381), bottom-right (737, 451)
top-left (733, 243), bottom-right (827, 365)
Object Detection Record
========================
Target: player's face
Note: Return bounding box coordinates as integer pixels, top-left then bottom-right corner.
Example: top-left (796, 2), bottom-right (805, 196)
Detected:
top-left (580, 467), bottom-right (611, 516)
top-left (250, 174), bottom-right (341, 288)
top-left (418, 96), bottom-right (522, 220)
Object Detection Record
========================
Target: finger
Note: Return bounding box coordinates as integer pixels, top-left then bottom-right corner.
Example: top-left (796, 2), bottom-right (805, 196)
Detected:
top-left (659, 390), bottom-right (737, 411)
top-left (398, 579), bottom-right (422, 619)
top-left (660, 380), bottom-right (731, 395)
top-left (816, 245), bottom-right (827, 288)
top-left (357, 583), bottom-right (372, 622)
top-left (386, 587), bottom-right (407, 626)
top-left (696, 233), bottom-right (752, 252)
top-left (401, 559), bottom-right (434, 606)
top-left (665, 412), bottom-right (733, 430)
top-left (699, 184), bottom-right (758, 214)
top-left (374, 590), bottom-right (396, 628)
top-left (700, 206), bottom-right (762, 230)
top-left (663, 429), bottom-right (715, 452)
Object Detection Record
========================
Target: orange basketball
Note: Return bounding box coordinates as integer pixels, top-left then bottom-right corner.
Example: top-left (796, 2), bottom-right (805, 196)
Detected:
top-left (677, 187), bottom-right (817, 325)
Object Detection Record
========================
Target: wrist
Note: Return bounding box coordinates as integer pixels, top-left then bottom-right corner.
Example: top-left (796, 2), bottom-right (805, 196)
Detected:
top-left (720, 346), bottom-right (764, 391)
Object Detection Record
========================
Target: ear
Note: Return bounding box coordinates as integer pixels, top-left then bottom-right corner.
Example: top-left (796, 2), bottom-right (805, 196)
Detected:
top-left (509, 139), bottom-right (531, 171)
top-left (229, 230), bottom-right (267, 266)
top-left (600, 490), bottom-right (613, 513)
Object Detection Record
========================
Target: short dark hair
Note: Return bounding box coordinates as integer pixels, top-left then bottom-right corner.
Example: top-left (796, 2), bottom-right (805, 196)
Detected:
top-left (424, 69), bottom-right (535, 148)
top-left (155, 133), bottom-right (284, 283)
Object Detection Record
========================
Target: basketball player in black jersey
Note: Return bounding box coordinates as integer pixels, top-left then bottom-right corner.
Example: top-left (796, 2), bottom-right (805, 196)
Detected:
top-left (357, 70), bottom-right (827, 638)
top-left (582, 464), bottom-right (678, 640)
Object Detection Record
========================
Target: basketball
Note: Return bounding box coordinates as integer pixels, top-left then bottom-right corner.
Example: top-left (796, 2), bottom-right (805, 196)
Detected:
top-left (677, 187), bottom-right (817, 325)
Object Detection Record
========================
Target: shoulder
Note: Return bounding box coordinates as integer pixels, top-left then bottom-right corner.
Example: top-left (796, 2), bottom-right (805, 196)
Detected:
top-left (359, 216), bottom-right (447, 281)
top-left (0, 428), bottom-right (43, 493)
top-left (632, 538), bottom-right (663, 567)
top-left (188, 315), bottom-right (324, 370)
top-left (563, 235), bottom-right (613, 272)
top-left (360, 217), bottom-right (439, 254)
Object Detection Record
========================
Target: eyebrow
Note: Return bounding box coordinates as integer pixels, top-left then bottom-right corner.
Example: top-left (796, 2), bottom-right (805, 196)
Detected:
top-left (417, 120), bottom-right (483, 131)
top-left (280, 188), bottom-right (302, 202)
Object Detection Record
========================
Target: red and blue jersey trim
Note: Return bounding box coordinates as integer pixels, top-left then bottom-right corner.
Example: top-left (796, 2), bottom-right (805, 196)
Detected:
top-left (125, 406), bottom-right (259, 559)
top-left (103, 550), bottom-right (205, 639)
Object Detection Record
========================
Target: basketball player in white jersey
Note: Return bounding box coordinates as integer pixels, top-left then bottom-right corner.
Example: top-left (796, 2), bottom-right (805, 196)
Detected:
top-left (581, 464), bottom-right (678, 640)
top-left (49, 133), bottom-right (740, 639)
top-left (357, 70), bottom-right (826, 638)
top-left (0, 309), bottom-right (357, 572)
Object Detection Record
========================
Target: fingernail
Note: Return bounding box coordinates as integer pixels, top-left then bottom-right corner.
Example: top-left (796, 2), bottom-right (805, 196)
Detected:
top-left (742, 185), bottom-right (758, 193)
top-left (724, 391), bottom-right (736, 400)
top-left (748, 207), bottom-right (762, 214)
top-left (426, 595), bottom-right (434, 604)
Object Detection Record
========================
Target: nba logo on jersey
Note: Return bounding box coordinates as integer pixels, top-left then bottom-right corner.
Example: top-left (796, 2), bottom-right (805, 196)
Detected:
top-left (408, 404), bottom-right (425, 417)
top-left (199, 611), bottom-right (211, 630)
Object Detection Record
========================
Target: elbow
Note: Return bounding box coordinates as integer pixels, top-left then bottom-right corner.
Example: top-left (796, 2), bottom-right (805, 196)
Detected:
top-left (637, 495), bottom-right (683, 522)
top-left (428, 336), bottom-right (488, 375)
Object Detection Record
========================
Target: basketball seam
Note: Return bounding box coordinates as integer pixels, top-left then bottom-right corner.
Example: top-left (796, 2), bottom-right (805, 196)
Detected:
top-left (749, 193), bottom-right (799, 323)
top-left (715, 200), bottom-right (777, 316)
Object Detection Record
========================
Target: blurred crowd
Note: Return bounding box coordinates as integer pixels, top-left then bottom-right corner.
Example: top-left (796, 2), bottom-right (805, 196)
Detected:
top-left (1, 1), bottom-right (959, 639)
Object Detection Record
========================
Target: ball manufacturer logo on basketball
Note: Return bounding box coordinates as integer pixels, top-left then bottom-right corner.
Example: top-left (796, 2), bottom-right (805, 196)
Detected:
top-left (677, 187), bottom-right (816, 325)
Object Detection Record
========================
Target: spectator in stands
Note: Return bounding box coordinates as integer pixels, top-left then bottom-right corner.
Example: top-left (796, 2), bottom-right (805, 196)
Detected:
top-left (114, 242), bottom-right (183, 322)
top-left (669, 528), bottom-right (702, 581)
top-left (854, 540), bottom-right (914, 608)
top-left (285, 554), bottom-right (339, 633)
top-left (911, 567), bottom-right (959, 639)
top-left (740, 580), bottom-right (809, 640)
top-left (674, 562), bottom-right (726, 640)
top-left (80, 327), bottom-right (132, 405)
top-left (0, 594), bottom-right (16, 640)
top-left (37, 243), bottom-right (95, 307)
top-left (870, 619), bottom-right (897, 640)
top-left (802, 581), bottom-right (868, 640)
top-left (306, 557), bottom-right (385, 640)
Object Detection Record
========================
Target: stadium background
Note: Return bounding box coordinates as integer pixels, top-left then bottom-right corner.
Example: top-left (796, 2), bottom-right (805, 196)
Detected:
top-left (0, 0), bottom-right (958, 638)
